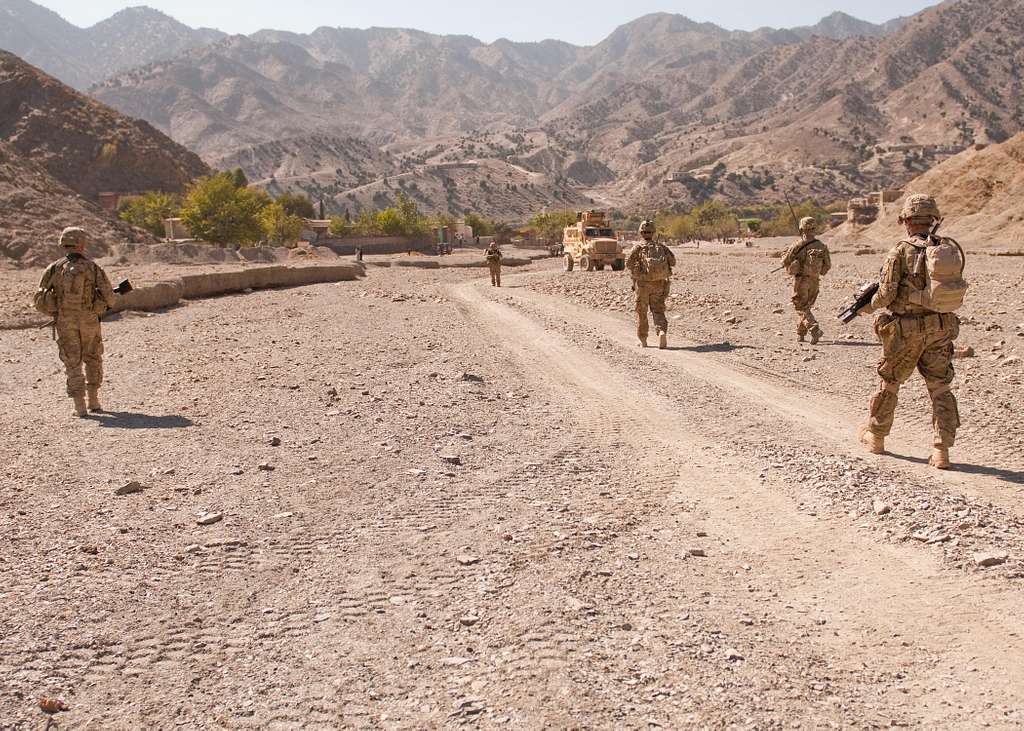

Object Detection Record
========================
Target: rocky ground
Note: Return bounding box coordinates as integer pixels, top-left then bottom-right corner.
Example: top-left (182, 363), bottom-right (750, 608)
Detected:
top-left (1, 246), bottom-right (1023, 728)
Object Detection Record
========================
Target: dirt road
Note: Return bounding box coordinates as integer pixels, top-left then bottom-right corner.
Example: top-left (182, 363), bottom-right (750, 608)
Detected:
top-left (1, 256), bottom-right (1022, 728)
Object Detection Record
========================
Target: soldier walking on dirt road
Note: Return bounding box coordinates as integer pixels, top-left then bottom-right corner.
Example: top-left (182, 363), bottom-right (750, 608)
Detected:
top-left (855, 194), bottom-right (969, 470)
top-left (781, 217), bottom-right (831, 344)
top-left (33, 227), bottom-right (119, 417)
top-left (627, 220), bottom-right (676, 349)
top-left (486, 242), bottom-right (503, 287)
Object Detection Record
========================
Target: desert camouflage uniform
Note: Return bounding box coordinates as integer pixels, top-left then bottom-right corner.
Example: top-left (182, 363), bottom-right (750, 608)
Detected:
top-left (485, 244), bottom-right (502, 287)
top-left (861, 234), bottom-right (960, 448)
top-left (782, 236), bottom-right (831, 340)
top-left (38, 253), bottom-right (117, 402)
top-left (627, 241), bottom-right (676, 341)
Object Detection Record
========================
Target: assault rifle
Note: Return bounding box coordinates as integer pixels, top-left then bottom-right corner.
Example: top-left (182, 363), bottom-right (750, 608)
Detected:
top-left (113, 279), bottom-right (133, 296)
top-left (837, 219), bottom-right (943, 324)
top-left (838, 282), bottom-right (879, 324)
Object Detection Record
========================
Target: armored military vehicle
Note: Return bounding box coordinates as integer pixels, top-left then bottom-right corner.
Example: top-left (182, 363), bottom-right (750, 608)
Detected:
top-left (562, 211), bottom-right (625, 272)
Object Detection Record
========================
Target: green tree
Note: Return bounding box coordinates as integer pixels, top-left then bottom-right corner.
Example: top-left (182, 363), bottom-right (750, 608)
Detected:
top-left (463, 212), bottom-right (493, 236)
top-left (118, 191), bottom-right (180, 238)
top-left (259, 201), bottom-right (307, 246)
top-left (375, 208), bottom-right (403, 236)
top-left (759, 200), bottom-right (829, 237)
top-left (276, 192), bottom-right (315, 219)
top-left (230, 168), bottom-right (249, 189)
top-left (328, 215), bottom-right (351, 237)
top-left (180, 173), bottom-right (269, 246)
top-left (529, 210), bottom-right (576, 241)
top-left (395, 192), bottom-right (428, 237)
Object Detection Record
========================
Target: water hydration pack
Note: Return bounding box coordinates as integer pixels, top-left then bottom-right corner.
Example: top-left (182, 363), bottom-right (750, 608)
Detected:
top-left (636, 244), bottom-right (672, 282)
top-left (907, 237), bottom-right (968, 313)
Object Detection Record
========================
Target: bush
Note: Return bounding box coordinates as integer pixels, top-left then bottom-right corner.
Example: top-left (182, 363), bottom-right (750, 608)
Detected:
top-left (259, 202), bottom-right (306, 246)
top-left (277, 192), bottom-right (315, 219)
top-left (180, 173), bottom-right (270, 245)
top-left (118, 191), bottom-right (181, 238)
top-left (529, 210), bottom-right (576, 241)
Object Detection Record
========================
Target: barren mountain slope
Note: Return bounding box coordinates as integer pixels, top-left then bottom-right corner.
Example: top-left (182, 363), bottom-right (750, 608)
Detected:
top-left (544, 0), bottom-right (1024, 211)
top-left (0, 51), bottom-right (210, 200)
top-left (0, 0), bottom-right (224, 89)
top-left (0, 141), bottom-right (154, 268)
top-left (850, 133), bottom-right (1024, 244)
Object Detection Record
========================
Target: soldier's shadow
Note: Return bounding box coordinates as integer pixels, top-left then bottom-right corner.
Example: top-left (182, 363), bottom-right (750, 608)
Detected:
top-left (90, 411), bottom-right (194, 430)
top-left (888, 452), bottom-right (1024, 485)
top-left (665, 342), bottom-right (755, 353)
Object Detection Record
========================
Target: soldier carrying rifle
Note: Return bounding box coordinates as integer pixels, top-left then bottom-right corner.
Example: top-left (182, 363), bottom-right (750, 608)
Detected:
top-left (846, 194), bottom-right (969, 470)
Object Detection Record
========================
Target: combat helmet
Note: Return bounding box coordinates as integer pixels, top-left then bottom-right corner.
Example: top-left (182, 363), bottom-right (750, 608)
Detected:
top-left (799, 217), bottom-right (817, 233)
top-left (638, 220), bottom-right (656, 240)
top-left (60, 226), bottom-right (88, 247)
top-left (899, 194), bottom-right (941, 223)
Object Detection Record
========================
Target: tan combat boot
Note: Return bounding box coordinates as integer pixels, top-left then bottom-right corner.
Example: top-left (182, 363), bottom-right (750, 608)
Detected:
top-left (810, 327), bottom-right (823, 345)
top-left (87, 386), bottom-right (102, 413)
top-left (658, 330), bottom-right (668, 350)
top-left (797, 333), bottom-right (806, 343)
top-left (858, 426), bottom-right (884, 455)
top-left (639, 336), bottom-right (648, 348)
top-left (72, 394), bottom-right (88, 418)
top-left (929, 447), bottom-right (951, 470)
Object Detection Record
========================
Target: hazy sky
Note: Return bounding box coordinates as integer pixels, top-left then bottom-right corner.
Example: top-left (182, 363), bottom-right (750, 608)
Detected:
top-left (39, 0), bottom-right (939, 45)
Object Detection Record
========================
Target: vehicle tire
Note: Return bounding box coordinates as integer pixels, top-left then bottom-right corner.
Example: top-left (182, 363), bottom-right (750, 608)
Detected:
top-left (564, 254), bottom-right (574, 272)
top-left (612, 259), bottom-right (625, 272)
top-left (581, 255), bottom-right (594, 272)
top-left (595, 262), bottom-right (605, 271)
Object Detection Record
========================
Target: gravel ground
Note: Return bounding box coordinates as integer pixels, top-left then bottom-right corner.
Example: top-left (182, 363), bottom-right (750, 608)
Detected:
top-left (1, 252), bottom-right (1022, 728)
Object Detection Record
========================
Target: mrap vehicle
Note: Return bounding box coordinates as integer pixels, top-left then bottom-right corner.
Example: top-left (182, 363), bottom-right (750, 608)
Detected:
top-left (562, 211), bottom-right (625, 272)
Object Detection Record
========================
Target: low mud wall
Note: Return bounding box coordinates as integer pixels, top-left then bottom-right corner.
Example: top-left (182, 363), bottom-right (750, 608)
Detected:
top-left (112, 263), bottom-right (365, 314)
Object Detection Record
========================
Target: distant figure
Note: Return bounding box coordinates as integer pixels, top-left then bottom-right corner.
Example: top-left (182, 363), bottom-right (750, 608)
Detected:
top-left (485, 242), bottom-right (503, 287)
top-left (781, 217), bottom-right (831, 344)
top-left (626, 220), bottom-right (675, 349)
top-left (33, 227), bottom-right (118, 417)
top-left (355, 246), bottom-right (363, 262)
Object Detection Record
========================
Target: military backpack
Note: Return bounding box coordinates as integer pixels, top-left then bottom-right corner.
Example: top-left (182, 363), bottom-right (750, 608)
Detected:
top-left (906, 237), bottom-right (969, 313)
top-left (635, 244), bottom-right (672, 282)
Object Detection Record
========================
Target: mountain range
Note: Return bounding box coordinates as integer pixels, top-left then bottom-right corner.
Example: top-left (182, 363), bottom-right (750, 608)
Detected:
top-left (3, 0), bottom-right (1023, 218)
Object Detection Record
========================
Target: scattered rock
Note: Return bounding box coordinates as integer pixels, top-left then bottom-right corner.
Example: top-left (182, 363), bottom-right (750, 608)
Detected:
top-left (724, 648), bottom-right (744, 661)
top-left (440, 455), bottom-right (462, 466)
top-left (974, 551), bottom-right (1009, 568)
top-left (269, 437), bottom-right (282, 447)
top-left (114, 481), bottom-right (144, 496)
top-left (257, 463), bottom-right (275, 472)
top-left (196, 512), bottom-right (223, 526)
top-left (39, 698), bottom-right (68, 714)
top-left (80, 545), bottom-right (98, 555)
top-left (953, 346), bottom-right (976, 359)
top-left (1003, 356), bottom-right (1021, 367)
top-left (408, 468), bottom-right (427, 477)
top-left (272, 512), bottom-right (294, 519)
top-left (456, 554), bottom-right (480, 566)
top-left (459, 615), bottom-right (480, 626)
top-left (688, 548), bottom-right (707, 557)
top-left (184, 544), bottom-right (202, 554)
top-left (458, 372), bottom-right (485, 383)
top-left (873, 499), bottom-right (892, 516)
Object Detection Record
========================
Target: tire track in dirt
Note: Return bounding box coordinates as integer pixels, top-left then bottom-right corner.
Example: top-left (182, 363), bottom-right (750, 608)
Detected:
top-left (455, 278), bottom-right (1024, 727)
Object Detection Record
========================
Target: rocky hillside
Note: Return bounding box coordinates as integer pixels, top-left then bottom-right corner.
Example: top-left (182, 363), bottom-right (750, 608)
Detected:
top-left (850, 134), bottom-right (1024, 246)
top-left (60, 0), bottom-right (1023, 218)
top-left (0, 51), bottom-right (210, 200)
top-left (0, 141), bottom-right (154, 268)
top-left (0, 0), bottom-right (224, 89)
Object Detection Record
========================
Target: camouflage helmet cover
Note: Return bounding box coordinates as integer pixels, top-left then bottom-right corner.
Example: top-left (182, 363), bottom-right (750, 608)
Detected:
top-left (799, 217), bottom-right (817, 232)
top-left (899, 194), bottom-right (941, 222)
top-left (638, 220), bottom-right (655, 237)
top-left (60, 226), bottom-right (88, 247)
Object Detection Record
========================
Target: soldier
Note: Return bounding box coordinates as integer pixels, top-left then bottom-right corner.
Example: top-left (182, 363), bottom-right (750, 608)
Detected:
top-left (485, 242), bottom-right (503, 287)
top-left (626, 220), bottom-right (676, 349)
top-left (856, 194), bottom-right (968, 470)
top-left (781, 217), bottom-right (831, 344)
top-left (34, 227), bottom-right (118, 417)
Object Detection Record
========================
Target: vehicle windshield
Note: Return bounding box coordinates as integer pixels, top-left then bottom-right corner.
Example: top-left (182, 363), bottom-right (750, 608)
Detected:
top-left (585, 228), bottom-right (615, 238)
